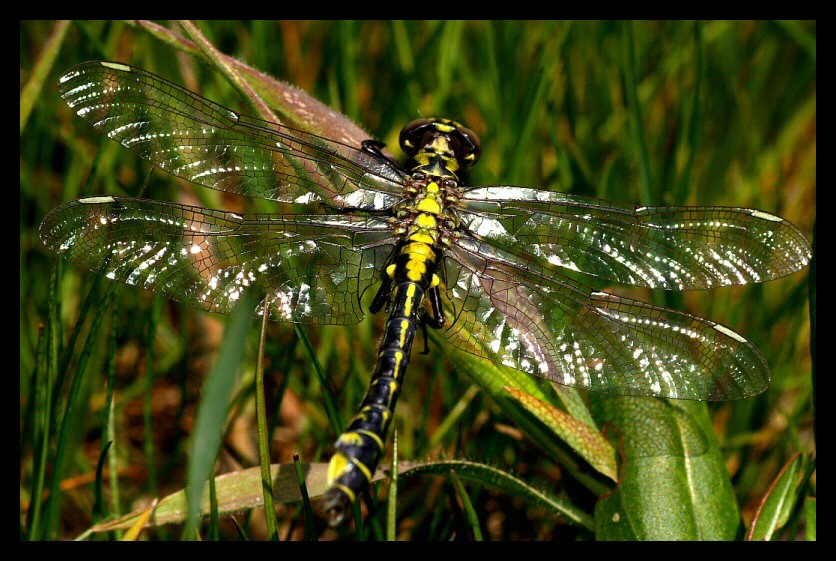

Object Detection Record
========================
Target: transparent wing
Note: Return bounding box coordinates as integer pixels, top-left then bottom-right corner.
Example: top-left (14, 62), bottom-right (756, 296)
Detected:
top-left (440, 236), bottom-right (770, 401)
top-left (59, 61), bottom-right (406, 210)
top-left (40, 197), bottom-right (397, 325)
top-left (459, 187), bottom-right (811, 290)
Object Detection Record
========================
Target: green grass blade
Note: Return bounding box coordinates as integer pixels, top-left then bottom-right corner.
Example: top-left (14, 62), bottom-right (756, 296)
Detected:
top-left (386, 427), bottom-right (399, 541)
top-left (421, 385), bottom-right (479, 455)
top-left (747, 453), bottom-right (803, 541)
top-left (449, 470), bottom-right (483, 541)
top-left (105, 296), bottom-right (122, 529)
top-left (622, 21), bottom-right (653, 206)
top-left (142, 296), bottom-right (162, 500)
top-left (44, 281), bottom-right (116, 538)
top-left (254, 304), bottom-right (279, 540)
top-left (294, 324), bottom-right (343, 435)
top-left (437, 331), bottom-right (609, 497)
top-left (25, 312), bottom-right (51, 539)
top-left (402, 459), bottom-right (593, 530)
top-left (20, 20), bottom-right (71, 135)
top-left (183, 288), bottom-right (256, 540)
top-left (207, 465), bottom-right (219, 540)
top-left (292, 453), bottom-right (317, 540)
top-left (805, 496), bottom-right (816, 541)
top-left (92, 440), bottom-right (112, 526)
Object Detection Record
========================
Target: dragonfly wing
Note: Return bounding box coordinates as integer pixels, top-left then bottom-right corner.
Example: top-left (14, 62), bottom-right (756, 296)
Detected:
top-left (440, 236), bottom-right (770, 401)
top-left (40, 197), bottom-right (397, 325)
top-left (59, 61), bottom-right (405, 210)
top-left (460, 187), bottom-right (811, 290)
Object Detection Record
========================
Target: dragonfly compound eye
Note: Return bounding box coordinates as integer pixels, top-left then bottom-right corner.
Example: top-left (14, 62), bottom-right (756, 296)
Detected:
top-left (451, 124), bottom-right (481, 167)
top-left (399, 118), bottom-right (436, 156)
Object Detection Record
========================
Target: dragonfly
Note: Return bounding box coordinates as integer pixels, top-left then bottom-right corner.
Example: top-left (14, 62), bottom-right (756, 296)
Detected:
top-left (40, 60), bottom-right (812, 526)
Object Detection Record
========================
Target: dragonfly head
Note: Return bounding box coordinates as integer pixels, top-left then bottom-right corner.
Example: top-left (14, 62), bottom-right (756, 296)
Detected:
top-left (399, 118), bottom-right (482, 174)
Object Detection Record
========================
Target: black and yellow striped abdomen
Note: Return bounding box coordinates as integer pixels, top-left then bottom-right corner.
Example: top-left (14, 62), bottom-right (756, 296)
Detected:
top-left (321, 235), bottom-right (440, 523)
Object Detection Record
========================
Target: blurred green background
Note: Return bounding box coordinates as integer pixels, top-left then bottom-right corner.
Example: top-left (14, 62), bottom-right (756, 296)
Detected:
top-left (20, 20), bottom-right (815, 540)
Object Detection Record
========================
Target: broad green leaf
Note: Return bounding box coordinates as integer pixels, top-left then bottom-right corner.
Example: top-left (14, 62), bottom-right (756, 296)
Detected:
top-left (593, 397), bottom-right (740, 540)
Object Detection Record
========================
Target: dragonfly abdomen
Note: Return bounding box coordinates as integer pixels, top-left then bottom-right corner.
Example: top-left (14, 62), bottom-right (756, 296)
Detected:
top-left (322, 234), bottom-right (440, 524)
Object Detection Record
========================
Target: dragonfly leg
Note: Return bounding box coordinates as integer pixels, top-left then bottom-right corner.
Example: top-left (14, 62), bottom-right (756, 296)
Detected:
top-left (370, 264), bottom-right (395, 314)
top-left (425, 280), bottom-right (445, 329)
top-left (418, 278), bottom-right (445, 355)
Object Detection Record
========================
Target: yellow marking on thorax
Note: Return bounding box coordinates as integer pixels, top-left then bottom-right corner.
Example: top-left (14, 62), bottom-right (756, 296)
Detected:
top-left (405, 261), bottom-right (426, 281)
top-left (402, 240), bottom-right (435, 259)
top-left (415, 212), bottom-right (438, 229)
top-left (416, 197), bottom-right (441, 214)
top-left (408, 231), bottom-right (435, 245)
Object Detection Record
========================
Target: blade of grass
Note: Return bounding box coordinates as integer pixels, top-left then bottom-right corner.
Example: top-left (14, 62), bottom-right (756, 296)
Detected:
top-left (506, 29), bottom-right (568, 186)
top-left (92, 441), bottom-right (113, 527)
top-left (294, 324), bottom-right (343, 435)
top-left (183, 288), bottom-right (256, 540)
top-left (121, 499), bottom-right (158, 541)
top-left (434, 20), bottom-right (464, 113)
top-left (390, 21), bottom-right (421, 115)
top-left (674, 20), bottom-right (704, 204)
top-left (623, 20), bottom-right (653, 206)
top-left (421, 385), bottom-right (479, 455)
top-left (402, 459), bottom-right (594, 530)
top-left (105, 295), bottom-right (122, 530)
top-left (386, 427), bottom-right (399, 541)
top-left (20, 20), bottom-right (71, 135)
top-left (88, 462), bottom-right (383, 532)
top-left (505, 387), bottom-right (618, 483)
top-left (44, 280), bottom-right (117, 538)
top-left (337, 21), bottom-right (359, 121)
top-left (805, 497), bottom-right (816, 541)
top-left (207, 464), bottom-right (219, 540)
top-left (450, 470), bottom-right (483, 541)
top-left (292, 453), bottom-right (317, 540)
top-left (25, 321), bottom-right (51, 539)
top-left (142, 296), bottom-right (162, 500)
top-left (254, 302), bottom-right (279, 540)
top-left (747, 452), bottom-right (803, 540)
